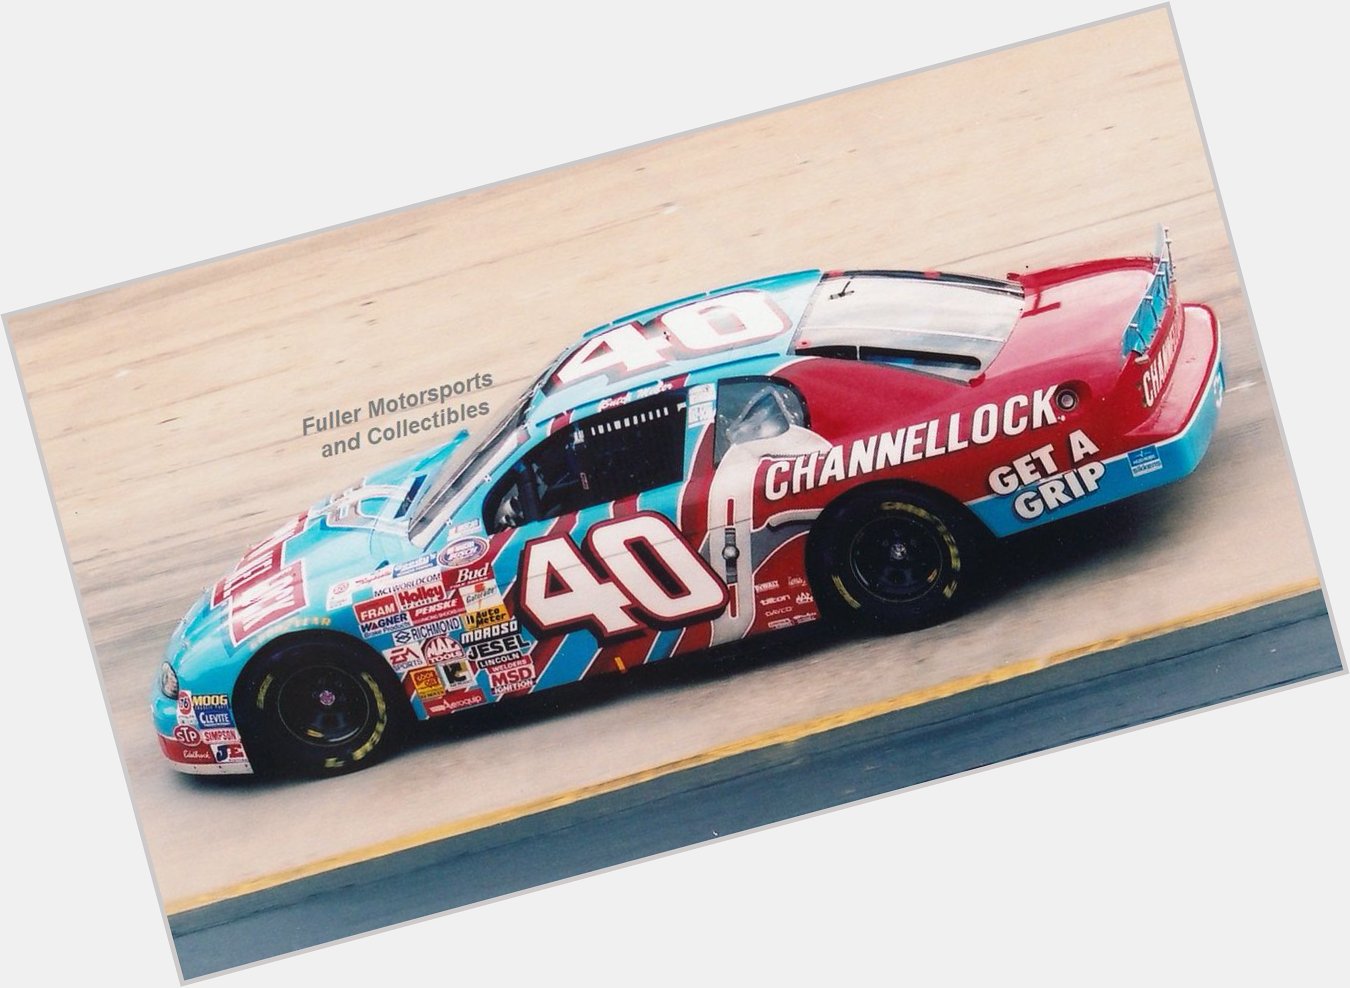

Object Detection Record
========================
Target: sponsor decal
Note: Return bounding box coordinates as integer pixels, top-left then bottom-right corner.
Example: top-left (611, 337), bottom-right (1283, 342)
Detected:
top-left (787, 576), bottom-right (807, 588)
top-left (213, 742), bottom-right (247, 763)
top-left (763, 388), bottom-right (1060, 502)
top-left (463, 603), bottom-right (510, 631)
top-left (443, 564), bottom-right (492, 590)
top-left (487, 662), bottom-right (536, 696)
top-left (159, 735), bottom-right (215, 764)
top-left (767, 618), bottom-right (794, 630)
top-left (467, 632), bottom-right (534, 668)
top-left (395, 581), bottom-right (446, 610)
top-left (177, 691), bottom-right (193, 717)
top-left (384, 644), bottom-right (428, 675)
top-left (326, 580), bottom-right (353, 610)
top-left (438, 659), bottom-right (475, 689)
top-left (172, 725), bottom-right (201, 746)
top-left (460, 580), bottom-right (503, 612)
top-left (764, 605), bottom-right (795, 618)
top-left (688, 403), bottom-right (715, 426)
top-left (211, 512), bottom-right (306, 607)
top-left (392, 554), bottom-right (437, 578)
top-left (688, 383), bottom-right (715, 405)
top-left (228, 561), bottom-right (308, 645)
top-left (423, 688), bottom-right (487, 716)
top-left (1141, 317), bottom-right (1181, 408)
top-left (760, 594), bottom-right (790, 605)
top-left (1128, 445), bottom-right (1163, 478)
top-left (460, 617), bottom-right (520, 645)
top-left (794, 591), bottom-right (815, 605)
top-left (200, 728), bottom-right (241, 744)
top-left (355, 594), bottom-right (411, 637)
top-left (448, 519), bottom-right (484, 539)
top-left (408, 666), bottom-right (445, 700)
top-left (438, 537), bottom-right (490, 568)
top-left (391, 617), bottom-right (462, 643)
top-left (792, 613), bottom-right (818, 625)
top-left (409, 596), bottom-right (466, 626)
top-left (987, 430), bottom-right (1105, 521)
top-left (754, 580), bottom-right (780, 593)
top-left (422, 635), bottom-right (464, 664)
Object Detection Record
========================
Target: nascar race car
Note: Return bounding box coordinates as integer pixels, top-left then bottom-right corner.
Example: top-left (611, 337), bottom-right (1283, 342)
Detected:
top-left (154, 229), bottom-right (1223, 776)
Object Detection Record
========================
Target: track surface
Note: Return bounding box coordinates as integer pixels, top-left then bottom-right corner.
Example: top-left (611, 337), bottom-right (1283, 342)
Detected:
top-left (2, 8), bottom-right (1329, 916)
top-left (169, 591), bottom-right (1340, 979)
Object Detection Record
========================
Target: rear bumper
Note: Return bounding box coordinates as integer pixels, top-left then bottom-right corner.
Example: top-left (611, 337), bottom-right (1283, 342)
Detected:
top-left (968, 302), bottom-right (1223, 537)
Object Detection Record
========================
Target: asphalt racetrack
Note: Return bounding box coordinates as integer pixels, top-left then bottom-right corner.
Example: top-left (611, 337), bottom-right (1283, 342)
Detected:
top-left (3, 7), bottom-right (1338, 976)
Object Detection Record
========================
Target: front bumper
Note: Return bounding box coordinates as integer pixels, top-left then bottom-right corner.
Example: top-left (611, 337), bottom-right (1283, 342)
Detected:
top-left (151, 611), bottom-right (255, 775)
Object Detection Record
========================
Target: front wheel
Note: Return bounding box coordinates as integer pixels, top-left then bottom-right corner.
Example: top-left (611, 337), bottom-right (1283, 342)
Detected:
top-left (807, 486), bottom-right (979, 631)
top-left (235, 635), bottom-right (409, 777)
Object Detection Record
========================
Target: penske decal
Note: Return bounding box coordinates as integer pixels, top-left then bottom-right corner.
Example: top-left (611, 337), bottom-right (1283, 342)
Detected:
top-left (763, 388), bottom-right (1059, 501)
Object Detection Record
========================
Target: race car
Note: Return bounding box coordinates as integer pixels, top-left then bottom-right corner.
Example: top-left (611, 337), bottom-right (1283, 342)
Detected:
top-left (153, 228), bottom-right (1224, 777)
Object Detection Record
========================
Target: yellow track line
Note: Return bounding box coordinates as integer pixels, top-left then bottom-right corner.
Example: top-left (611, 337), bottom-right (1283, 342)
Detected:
top-left (165, 578), bottom-right (1321, 915)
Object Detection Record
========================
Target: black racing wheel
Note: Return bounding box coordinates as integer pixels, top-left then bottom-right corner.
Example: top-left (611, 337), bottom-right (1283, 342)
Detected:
top-left (235, 634), bottom-right (409, 777)
top-left (808, 485), bottom-right (979, 631)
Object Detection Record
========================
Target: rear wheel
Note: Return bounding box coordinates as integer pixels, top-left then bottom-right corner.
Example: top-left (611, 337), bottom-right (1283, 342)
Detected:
top-left (808, 486), bottom-right (978, 631)
top-left (235, 635), bottom-right (409, 777)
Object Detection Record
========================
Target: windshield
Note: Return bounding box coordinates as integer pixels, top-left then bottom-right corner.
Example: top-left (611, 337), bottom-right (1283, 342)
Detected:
top-left (408, 388), bottom-right (530, 545)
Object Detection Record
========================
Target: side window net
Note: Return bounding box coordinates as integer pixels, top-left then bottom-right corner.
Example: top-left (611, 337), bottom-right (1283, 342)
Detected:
top-left (714, 380), bottom-right (807, 465)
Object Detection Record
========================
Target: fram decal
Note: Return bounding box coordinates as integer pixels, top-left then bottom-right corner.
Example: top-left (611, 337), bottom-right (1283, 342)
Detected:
top-left (763, 389), bottom-right (1060, 502)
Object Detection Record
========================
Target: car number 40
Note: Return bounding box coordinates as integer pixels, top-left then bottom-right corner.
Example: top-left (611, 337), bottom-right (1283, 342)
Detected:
top-left (518, 513), bottom-right (729, 639)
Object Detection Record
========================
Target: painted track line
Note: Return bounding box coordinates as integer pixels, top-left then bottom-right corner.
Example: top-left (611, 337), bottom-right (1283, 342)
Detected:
top-left (164, 577), bottom-right (1320, 915)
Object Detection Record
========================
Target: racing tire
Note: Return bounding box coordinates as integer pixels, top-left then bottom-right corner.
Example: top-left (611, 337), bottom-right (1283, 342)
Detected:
top-left (807, 485), bottom-right (979, 631)
top-left (235, 634), bottom-right (410, 778)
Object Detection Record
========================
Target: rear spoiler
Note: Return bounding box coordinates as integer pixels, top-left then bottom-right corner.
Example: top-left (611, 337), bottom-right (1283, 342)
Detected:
top-left (1121, 224), bottom-right (1175, 358)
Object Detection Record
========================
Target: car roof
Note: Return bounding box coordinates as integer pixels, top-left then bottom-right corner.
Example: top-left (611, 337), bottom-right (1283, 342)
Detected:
top-left (523, 269), bottom-right (823, 426)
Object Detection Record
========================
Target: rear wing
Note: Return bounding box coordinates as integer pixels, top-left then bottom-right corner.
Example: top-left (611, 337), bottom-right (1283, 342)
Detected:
top-left (1121, 225), bottom-right (1175, 358)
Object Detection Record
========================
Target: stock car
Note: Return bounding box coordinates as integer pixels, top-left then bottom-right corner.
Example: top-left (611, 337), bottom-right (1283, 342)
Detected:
top-left (153, 228), bottom-right (1224, 777)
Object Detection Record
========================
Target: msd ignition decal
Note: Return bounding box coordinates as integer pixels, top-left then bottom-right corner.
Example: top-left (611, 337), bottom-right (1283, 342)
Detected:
top-left (986, 429), bottom-right (1106, 521)
top-left (517, 512), bottom-right (728, 640)
top-left (548, 291), bottom-right (792, 394)
top-left (762, 388), bottom-right (1060, 502)
top-left (213, 514), bottom-right (309, 646)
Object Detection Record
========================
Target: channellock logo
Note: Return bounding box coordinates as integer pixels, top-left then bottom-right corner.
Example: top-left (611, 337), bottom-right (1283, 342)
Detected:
top-left (763, 388), bottom-right (1059, 501)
